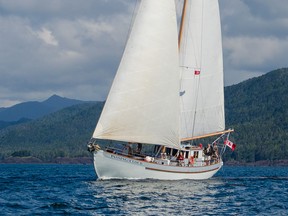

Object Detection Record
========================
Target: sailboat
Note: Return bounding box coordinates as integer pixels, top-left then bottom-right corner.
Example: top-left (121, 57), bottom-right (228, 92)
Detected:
top-left (88, 0), bottom-right (234, 180)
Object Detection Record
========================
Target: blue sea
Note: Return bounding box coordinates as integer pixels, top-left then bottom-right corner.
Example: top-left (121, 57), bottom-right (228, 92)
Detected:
top-left (0, 164), bottom-right (287, 215)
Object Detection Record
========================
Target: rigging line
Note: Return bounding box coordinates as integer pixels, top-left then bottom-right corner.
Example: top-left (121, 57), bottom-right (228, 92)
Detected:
top-left (220, 133), bottom-right (230, 157)
top-left (179, 0), bottom-right (192, 70)
top-left (190, 0), bottom-right (206, 138)
top-left (123, 0), bottom-right (140, 50)
top-left (200, 0), bottom-right (205, 68)
top-left (181, 1), bottom-right (200, 139)
top-left (179, 0), bottom-right (200, 139)
top-left (175, 0), bottom-right (184, 31)
top-left (97, 0), bottom-right (140, 121)
top-left (179, 0), bottom-right (191, 139)
top-left (212, 133), bottom-right (226, 159)
top-left (178, 0), bottom-right (187, 49)
top-left (191, 74), bottom-right (201, 138)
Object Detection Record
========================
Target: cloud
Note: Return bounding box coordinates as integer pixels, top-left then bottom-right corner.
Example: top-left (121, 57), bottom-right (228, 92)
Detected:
top-left (220, 0), bottom-right (288, 85)
top-left (0, 0), bottom-right (287, 107)
top-left (224, 36), bottom-right (288, 68)
top-left (36, 28), bottom-right (58, 46)
top-left (223, 35), bottom-right (288, 86)
top-left (244, 0), bottom-right (288, 20)
top-left (0, 0), bottom-right (136, 106)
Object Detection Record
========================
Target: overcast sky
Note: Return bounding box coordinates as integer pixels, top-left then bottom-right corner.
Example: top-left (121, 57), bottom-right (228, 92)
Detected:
top-left (0, 0), bottom-right (287, 107)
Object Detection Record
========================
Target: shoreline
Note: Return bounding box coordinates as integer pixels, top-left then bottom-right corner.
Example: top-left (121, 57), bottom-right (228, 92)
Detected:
top-left (225, 159), bottom-right (288, 167)
top-left (1, 156), bottom-right (288, 167)
top-left (0, 156), bottom-right (93, 165)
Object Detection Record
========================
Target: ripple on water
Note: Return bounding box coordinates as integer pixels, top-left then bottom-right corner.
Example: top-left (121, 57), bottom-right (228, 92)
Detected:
top-left (0, 165), bottom-right (287, 215)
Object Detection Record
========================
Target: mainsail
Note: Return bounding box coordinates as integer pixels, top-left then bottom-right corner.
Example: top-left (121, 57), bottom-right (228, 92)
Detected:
top-left (179, 0), bottom-right (225, 140)
top-left (93, 0), bottom-right (180, 148)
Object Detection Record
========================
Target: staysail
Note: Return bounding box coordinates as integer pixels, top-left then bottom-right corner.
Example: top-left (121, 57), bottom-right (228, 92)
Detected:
top-left (179, 0), bottom-right (225, 140)
top-left (93, 0), bottom-right (180, 148)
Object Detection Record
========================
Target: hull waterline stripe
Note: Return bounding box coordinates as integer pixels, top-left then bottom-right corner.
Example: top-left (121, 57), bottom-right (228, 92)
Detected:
top-left (145, 166), bottom-right (220, 174)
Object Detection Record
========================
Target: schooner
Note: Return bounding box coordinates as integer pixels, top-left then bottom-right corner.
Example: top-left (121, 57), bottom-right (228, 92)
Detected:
top-left (88, 0), bottom-right (235, 180)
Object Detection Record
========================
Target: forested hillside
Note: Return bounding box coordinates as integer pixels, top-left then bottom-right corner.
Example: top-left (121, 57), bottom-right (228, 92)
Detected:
top-left (0, 102), bottom-right (104, 162)
top-left (0, 68), bottom-right (287, 163)
top-left (225, 68), bottom-right (288, 162)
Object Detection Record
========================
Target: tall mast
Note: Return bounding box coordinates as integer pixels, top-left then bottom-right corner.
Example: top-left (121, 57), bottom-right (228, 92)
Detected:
top-left (178, 0), bottom-right (188, 48)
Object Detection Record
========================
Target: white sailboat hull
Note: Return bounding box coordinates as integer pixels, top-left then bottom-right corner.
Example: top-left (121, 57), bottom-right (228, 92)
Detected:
top-left (93, 150), bottom-right (222, 180)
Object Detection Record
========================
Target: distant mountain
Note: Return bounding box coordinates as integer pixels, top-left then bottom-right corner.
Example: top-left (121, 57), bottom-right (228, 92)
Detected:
top-left (0, 68), bottom-right (288, 163)
top-left (42, 94), bottom-right (87, 111)
top-left (0, 118), bottom-right (31, 130)
top-left (0, 102), bottom-right (104, 162)
top-left (0, 95), bottom-right (88, 122)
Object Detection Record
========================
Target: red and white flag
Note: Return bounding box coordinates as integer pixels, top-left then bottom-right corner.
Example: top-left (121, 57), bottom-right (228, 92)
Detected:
top-left (194, 70), bottom-right (201, 75)
top-left (224, 139), bottom-right (236, 151)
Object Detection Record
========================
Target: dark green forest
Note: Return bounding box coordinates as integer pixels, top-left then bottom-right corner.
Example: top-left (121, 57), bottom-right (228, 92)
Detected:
top-left (225, 68), bottom-right (288, 162)
top-left (0, 68), bottom-right (287, 163)
top-left (0, 102), bottom-right (104, 162)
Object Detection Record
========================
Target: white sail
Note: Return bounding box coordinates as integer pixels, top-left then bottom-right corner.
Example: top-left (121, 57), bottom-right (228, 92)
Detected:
top-left (89, 0), bottom-right (231, 181)
top-left (93, 0), bottom-right (180, 148)
top-left (179, 0), bottom-right (225, 140)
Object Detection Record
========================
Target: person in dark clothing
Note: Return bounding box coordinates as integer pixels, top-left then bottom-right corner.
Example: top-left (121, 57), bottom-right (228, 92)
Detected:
top-left (136, 143), bottom-right (142, 154)
top-left (205, 144), bottom-right (213, 156)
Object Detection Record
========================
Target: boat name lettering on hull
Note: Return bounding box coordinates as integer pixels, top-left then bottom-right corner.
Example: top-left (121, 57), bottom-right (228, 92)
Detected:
top-left (110, 154), bottom-right (143, 166)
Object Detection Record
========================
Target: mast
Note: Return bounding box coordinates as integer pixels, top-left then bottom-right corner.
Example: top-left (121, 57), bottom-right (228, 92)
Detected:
top-left (178, 0), bottom-right (188, 48)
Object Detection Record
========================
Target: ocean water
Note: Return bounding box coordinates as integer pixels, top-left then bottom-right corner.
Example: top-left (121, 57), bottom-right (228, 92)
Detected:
top-left (0, 164), bottom-right (287, 216)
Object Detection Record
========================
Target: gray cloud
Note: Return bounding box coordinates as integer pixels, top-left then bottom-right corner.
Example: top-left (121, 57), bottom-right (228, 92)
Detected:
top-left (220, 0), bottom-right (288, 85)
top-left (0, 0), bottom-right (287, 107)
top-left (0, 0), bottom-right (136, 106)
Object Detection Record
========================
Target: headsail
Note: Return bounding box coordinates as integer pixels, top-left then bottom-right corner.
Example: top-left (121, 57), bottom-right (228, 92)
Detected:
top-left (179, 0), bottom-right (225, 140)
top-left (93, 0), bottom-right (180, 148)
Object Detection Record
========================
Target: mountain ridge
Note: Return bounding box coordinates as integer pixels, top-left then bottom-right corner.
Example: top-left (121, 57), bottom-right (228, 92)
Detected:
top-left (0, 68), bottom-right (288, 163)
top-left (0, 94), bottom-right (88, 122)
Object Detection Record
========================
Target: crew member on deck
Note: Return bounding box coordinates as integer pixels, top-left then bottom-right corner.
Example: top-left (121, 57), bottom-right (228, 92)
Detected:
top-left (161, 146), bottom-right (167, 159)
top-left (136, 143), bottom-right (142, 154)
top-left (213, 143), bottom-right (219, 161)
top-left (177, 152), bottom-right (184, 166)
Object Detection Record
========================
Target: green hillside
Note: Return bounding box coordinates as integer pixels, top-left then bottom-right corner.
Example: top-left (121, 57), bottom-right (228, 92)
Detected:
top-left (0, 102), bottom-right (104, 162)
top-left (225, 68), bottom-right (288, 162)
top-left (0, 68), bottom-right (287, 163)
